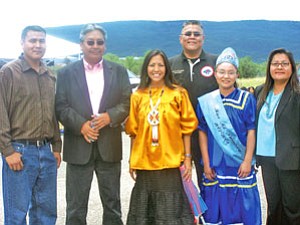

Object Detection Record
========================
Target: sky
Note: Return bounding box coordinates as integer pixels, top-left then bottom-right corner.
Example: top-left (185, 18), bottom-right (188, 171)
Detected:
top-left (3, 0), bottom-right (300, 29)
top-left (1, 0), bottom-right (299, 58)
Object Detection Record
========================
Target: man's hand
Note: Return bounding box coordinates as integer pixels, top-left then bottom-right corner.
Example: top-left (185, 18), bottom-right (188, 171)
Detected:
top-left (80, 120), bottom-right (99, 143)
top-left (5, 152), bottom-right (23, 171)
top-left (53, 152), bottom-right (61, 168)
top-left (91, 113), bottom-right (111, 130)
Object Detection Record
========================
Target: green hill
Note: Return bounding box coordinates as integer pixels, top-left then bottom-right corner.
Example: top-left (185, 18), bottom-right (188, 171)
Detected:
top-left (45, 20), bottom-right (300, 63)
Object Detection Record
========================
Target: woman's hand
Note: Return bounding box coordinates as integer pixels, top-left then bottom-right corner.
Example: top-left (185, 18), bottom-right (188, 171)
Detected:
top-left (203, 164), bottom-right (216, 181)
top-left (129, 168), bottom-right (137, 181)
top-left (238, 161), bottom-right (251, 178)
top-left (182, 158), bottom-right (192, 181)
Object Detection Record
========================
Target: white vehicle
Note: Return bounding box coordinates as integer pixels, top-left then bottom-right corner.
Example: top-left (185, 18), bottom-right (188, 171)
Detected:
top-left (127, 69), bottom-right (140, 92)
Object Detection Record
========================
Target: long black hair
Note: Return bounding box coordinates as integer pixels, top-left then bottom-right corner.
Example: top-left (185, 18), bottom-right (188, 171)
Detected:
top-left (257, 48), bottom-right (300, 108)
top-left (138, 49), bottom-right (178, 89)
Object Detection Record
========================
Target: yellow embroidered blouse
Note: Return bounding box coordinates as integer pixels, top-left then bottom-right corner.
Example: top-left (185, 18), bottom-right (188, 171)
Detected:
top-left (125, 86), bottom-right (198, 170)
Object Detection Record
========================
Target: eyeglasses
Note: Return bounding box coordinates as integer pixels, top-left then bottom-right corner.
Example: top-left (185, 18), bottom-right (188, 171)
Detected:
top-left (270, 62), bottom-right (290, 68)
top-left (182, 31), bottom-right (203, 37)
top-left (86, 40), bottom-right (105, 46)
top-left (216, 70), bottom-right (237, 76)
top-left (28, 38), bottom-right (46, 44)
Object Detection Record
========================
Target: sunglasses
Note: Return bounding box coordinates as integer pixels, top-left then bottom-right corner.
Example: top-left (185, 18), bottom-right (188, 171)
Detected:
top-left (86, 40), bottom-right (105, 46)
top-left (182, 31), bottom-right (202, 37)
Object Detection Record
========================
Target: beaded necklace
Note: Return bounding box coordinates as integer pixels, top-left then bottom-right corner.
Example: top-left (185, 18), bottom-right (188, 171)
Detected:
top-left (147, 88), bottom-right (164, 146)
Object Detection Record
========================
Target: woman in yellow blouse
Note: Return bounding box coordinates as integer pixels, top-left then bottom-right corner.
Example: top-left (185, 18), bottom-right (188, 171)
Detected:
top-left (125, 49), bottom-right (198, 225)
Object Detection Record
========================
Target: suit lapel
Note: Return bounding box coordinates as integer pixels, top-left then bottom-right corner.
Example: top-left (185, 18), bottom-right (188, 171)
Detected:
top-left (73, 60), bottom-right (93, 114)
top-left (98, 60), bottom-right (112, 112)
top-left (275, 84), bottom-right (291, 122)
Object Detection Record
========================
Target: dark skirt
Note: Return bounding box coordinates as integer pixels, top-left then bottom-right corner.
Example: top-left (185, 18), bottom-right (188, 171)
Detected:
top-left (126, 168), bottom-right (195, 225)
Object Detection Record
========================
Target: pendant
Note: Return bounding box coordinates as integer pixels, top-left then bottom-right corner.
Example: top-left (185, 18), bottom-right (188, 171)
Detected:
top-left (148, 109), bottom-right (159, 146)
top-left (148, 109), bottom-right (159, 125)
top-left (151, 125), bottom-right (159, 146)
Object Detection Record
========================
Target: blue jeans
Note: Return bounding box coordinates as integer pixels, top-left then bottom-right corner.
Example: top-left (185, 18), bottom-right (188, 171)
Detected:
top-left (2, 142), bottom-right (58, 225)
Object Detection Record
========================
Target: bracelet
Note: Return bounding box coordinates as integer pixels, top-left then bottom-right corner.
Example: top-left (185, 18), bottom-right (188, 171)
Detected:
top-left (185, 153), bottom-right (192, 158)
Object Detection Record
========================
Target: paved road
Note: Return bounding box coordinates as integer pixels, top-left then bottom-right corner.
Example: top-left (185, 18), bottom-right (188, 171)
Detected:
top-left (0, 133), bottom-right (266, 224)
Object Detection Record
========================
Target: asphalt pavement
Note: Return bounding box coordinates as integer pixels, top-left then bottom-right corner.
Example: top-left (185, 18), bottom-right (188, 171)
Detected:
top-left (0, 132), bottom-right (266, 224)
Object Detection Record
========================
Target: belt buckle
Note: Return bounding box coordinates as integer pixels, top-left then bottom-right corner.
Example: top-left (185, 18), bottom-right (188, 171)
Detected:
top-left (36, 140), bottom-right (42, 147)
top-left (36, 140), bottom-right (46, 147)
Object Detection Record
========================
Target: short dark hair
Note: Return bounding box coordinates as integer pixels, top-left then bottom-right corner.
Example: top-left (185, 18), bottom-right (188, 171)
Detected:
top-left (182, 20), bottom-right (203, 29)
top-left (79, 23), bottom-right (107, 42)
top-left (21, 25), bottom-right (46, 41)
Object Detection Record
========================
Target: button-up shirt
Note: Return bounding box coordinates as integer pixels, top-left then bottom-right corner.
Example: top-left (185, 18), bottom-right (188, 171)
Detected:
top-left (83, 59), bottom-right (104, 115)
top-left (0, 56), bottom-right (62, 156)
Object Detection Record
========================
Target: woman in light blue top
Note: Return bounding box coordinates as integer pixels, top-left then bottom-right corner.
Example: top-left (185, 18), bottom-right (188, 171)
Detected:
top-left (255, 48), bottom-right (300, 225)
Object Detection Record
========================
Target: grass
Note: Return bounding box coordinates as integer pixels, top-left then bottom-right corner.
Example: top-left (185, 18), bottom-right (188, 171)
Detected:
top-left (237, 76), bottom-right (266, 88)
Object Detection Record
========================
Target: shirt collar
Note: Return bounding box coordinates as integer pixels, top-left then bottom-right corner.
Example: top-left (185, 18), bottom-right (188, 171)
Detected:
top-left (83, 59), bottom-right (103, 72)
top-left (19, 53), bottom-right (48, 75)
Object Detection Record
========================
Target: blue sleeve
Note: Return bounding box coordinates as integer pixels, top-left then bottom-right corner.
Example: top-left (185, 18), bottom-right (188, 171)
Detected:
top-left (243, 93), bottom-right (256, 130)
top-left (196, 102), bottom-right (208, 132)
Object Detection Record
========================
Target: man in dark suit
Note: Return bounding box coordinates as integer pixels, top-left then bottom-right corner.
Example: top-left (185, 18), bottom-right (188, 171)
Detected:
top-left (55, 24), bottom-right (131, 225)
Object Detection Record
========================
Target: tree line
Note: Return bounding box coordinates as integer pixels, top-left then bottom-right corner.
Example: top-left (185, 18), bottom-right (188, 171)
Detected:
top-left (53, 51), bottom-right (299, 79)
top-left (104, 52), bottom-right (267, 79)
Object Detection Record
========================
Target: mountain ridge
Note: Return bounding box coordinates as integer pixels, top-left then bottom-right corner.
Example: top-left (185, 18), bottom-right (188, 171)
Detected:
top-left (45, 20), bottom-right (300, 63)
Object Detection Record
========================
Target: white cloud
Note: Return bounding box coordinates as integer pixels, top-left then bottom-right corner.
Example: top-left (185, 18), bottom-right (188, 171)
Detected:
top-left (2, 0), bottom-right (300, 29)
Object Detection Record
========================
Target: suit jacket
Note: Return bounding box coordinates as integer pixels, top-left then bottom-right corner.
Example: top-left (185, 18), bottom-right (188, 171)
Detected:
top-left (255, 84), bottom-right (300, 170)
top-left (55, 59), bottom-right (131, 164)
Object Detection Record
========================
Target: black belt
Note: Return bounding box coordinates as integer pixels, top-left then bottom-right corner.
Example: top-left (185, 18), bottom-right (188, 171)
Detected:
top-left (14, 139), bottom-right (49, 147)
